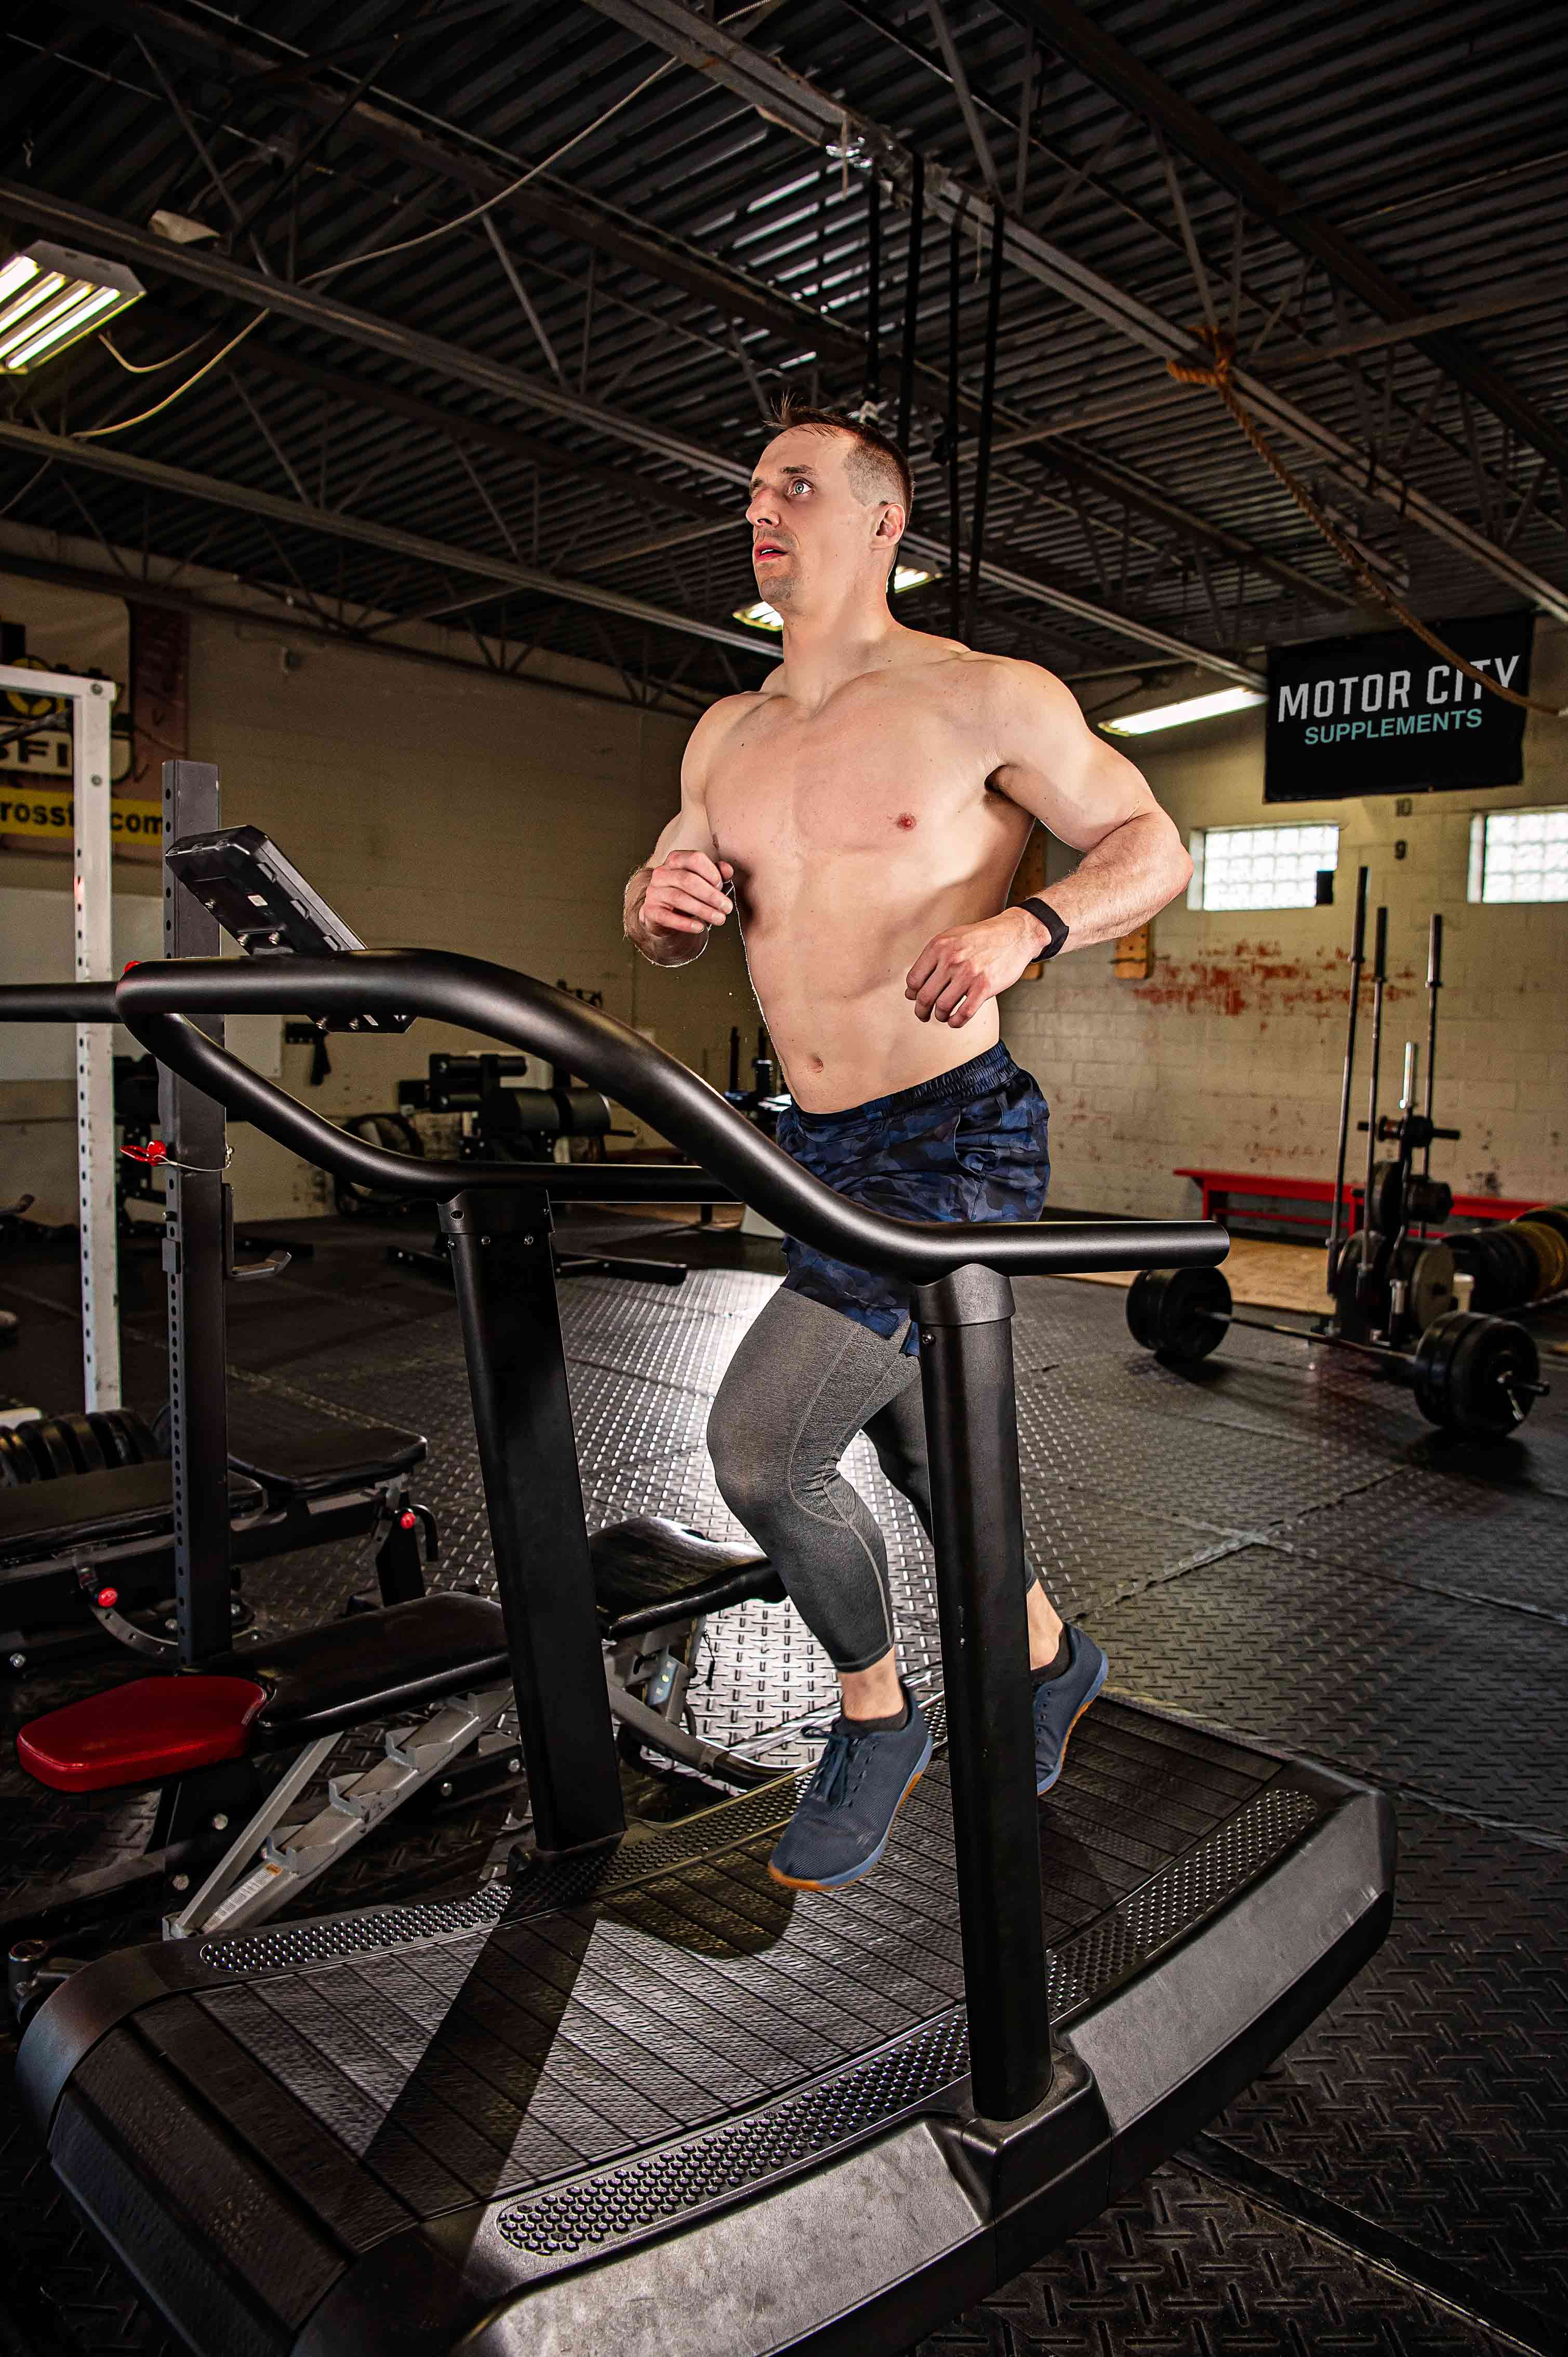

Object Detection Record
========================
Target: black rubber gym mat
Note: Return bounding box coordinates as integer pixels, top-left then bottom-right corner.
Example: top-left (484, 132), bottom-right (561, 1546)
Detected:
top-left (3, 1241), bottom-right (1565, 2357)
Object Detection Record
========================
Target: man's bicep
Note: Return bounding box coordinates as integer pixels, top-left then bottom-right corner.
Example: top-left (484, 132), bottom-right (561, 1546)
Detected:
top-left (648, 798), bottom-right (714, 866)
top-left (993, 665), bottom-right (1158, 852)
top-left (641, 740), bottom-right (716, 870)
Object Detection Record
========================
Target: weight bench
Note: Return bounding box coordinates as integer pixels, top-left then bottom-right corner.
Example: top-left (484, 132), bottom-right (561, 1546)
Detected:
top-left (14, 1591), bottom-right (516, 1940)
top-left (590, 1516), bottom-right (789, 1787)
top-left (9, 1517), bottom-right (790, 1941)
top-left (0, 1409), bottom-right (435, 1675)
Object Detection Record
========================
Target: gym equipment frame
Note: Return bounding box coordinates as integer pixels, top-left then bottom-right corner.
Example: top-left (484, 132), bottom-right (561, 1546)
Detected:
top-left (0, 659), bottom-right (119, 1407)
top-left (1131, 868), bottom-right (1552, 1442)
top-left (1, 832), bottom-right (1395, 2357)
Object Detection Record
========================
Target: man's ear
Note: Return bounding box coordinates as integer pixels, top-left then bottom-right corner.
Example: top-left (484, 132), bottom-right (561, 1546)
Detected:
top-left (873, 502), bottom-right (906, 546)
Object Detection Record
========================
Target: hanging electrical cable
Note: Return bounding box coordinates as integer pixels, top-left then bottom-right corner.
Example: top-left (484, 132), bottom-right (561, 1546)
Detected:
top-left (946, 203), bottom-right (963, 640)
top-left (73, 38), bottom-right (690, 442)
top-left (963, 198), bottom-right (1005, 646)
top-left (896, 150), bottom-right (924, 453)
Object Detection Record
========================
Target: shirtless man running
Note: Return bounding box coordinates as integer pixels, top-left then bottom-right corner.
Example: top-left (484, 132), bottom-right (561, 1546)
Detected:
top-left (623, 395), bottom-right (1191, 1891)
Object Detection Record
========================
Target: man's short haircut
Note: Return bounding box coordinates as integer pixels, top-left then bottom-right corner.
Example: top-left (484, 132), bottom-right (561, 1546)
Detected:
top-left (766, 391), bottom-right (913, 532)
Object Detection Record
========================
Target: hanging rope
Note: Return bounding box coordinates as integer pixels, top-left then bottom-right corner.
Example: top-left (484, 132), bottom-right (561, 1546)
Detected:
top-left (1167, 324), bottom-right (1566, 718)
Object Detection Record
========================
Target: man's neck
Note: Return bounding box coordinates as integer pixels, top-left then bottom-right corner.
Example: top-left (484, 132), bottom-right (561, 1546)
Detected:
top-left (775, 595), bottom-right (902, 710)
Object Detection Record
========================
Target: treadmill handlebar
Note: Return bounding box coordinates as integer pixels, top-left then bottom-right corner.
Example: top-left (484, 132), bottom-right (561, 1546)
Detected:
top-left (5, 951), bottom-right (1227, 1283)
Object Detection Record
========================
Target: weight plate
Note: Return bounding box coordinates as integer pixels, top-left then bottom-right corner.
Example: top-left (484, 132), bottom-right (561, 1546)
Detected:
top-left (15, 1419), bottom-right (75, 1480)
top-left (1412, 1310), bottom-right (1540, 1441)
top-left (1527, 1202), bottom-right (1568, 1260)
top-left (1516, 1217), bottom-right (1568, 1298)
top-left (1491, 1225), bottom-right (1539, 1308)
top-left (52, 1410), bottom-right (109, 1475)
top-left (1125, 1268), bottom-right (1163, 1350)
top-left (1332, 1228), bottom-right (1389, 1341)
top-left (0, 1429), bottom-right (38, 1487)
top-left (1404, 1172), bottom-right (1453, 1227)
top-left (1463, 1226), bottom-right (1527, 1312)
top-left (1367, 1158), bottom-right (1405, 1238)
top-left (1125, 1265), bottom-right (1231, 1362)
top-left (1403, 1241), bottom-right (1457, 1331)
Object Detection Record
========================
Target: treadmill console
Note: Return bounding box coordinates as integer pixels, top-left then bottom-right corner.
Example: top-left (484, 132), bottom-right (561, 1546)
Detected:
top-left (163, 826), bottom-right (413, 1033)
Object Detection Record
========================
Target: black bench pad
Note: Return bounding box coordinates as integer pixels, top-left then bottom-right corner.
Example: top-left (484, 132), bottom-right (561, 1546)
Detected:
top-left (208, 1591), bottom-right (510, 1742)
top-left (0, 1462), bottom-right (263, 1565)
top-left (227, 1422), bottom-right (426, 1500)
top-left (591, 1517), bottom-right (783, 1638)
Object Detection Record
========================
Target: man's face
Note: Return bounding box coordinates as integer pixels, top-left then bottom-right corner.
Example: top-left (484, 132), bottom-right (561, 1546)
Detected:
top-left (746, 429), bottom-right (888, 610)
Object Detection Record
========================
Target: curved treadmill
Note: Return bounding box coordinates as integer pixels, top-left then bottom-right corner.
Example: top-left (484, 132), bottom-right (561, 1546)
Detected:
top-left (4, 930), bottom-right (1394, 2357)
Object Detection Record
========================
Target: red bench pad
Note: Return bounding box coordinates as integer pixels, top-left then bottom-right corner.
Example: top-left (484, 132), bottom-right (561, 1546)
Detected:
top-left (17, 1675), bottom-right (267, 1793)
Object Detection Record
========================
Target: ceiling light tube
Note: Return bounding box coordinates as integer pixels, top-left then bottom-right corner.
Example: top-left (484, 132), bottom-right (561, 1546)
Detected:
top-left (0, 271), bottom-right (67, 343)
top-left (0, 253), bottom-right (41, 306)
top-left (1100, 685), bottom-right (1265, 736)
top-left (0, 279), bottom-right (92, 363)
top-left (5, 284), bottom-right (128, 369)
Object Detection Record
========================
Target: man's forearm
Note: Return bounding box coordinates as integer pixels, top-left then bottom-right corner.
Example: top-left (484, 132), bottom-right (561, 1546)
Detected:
top-left (623, 864), bottom-right (708, 968)
top-left (1024, 811), bottom-right (1191, 954)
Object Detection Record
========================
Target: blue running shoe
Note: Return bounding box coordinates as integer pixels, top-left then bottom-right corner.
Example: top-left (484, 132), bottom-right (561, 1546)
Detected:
top-left (1033, 1627), bottom-right (1109, 1794)
top-left (768, 1690), bottom-right (933, 1891)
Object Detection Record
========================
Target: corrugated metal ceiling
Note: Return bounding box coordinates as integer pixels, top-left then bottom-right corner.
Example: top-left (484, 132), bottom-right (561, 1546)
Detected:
top-left (1, 0), bottom-right (1564, 705)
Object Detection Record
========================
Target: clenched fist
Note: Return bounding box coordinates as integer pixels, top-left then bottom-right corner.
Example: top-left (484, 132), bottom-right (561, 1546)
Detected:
top-left (639, 848), bottom-right (735, 941)
top-left (906, 907), bottom-right (1043, 1027)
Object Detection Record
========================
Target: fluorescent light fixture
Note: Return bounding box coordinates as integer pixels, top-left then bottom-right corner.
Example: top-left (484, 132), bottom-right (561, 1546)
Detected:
top-left (1101, 685), bottom-right (1265, 736)
top-left (0, 242), bottom-right (143, 375)
top-left (733, 564), bottom-right (938, 631)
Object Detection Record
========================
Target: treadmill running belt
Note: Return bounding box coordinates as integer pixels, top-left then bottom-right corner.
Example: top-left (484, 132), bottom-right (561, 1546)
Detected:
top-left (30, 1704), bottom-right (1321, 2330)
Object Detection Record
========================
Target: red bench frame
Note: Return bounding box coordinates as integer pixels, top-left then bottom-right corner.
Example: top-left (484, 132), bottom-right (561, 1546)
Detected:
top-left (1174, 1169), bottom-right (1539, 1236)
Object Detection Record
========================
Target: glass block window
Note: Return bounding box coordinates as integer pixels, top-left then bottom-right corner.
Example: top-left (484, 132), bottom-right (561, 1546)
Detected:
top-left (1188, 823), bottom-right (1340, 911)
top-left (1467, 808), bottom-right (1568, 903)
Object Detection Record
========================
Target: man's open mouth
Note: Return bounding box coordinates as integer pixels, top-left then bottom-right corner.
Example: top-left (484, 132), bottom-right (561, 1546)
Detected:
top-left (753, 544), bottom-right (787, 561)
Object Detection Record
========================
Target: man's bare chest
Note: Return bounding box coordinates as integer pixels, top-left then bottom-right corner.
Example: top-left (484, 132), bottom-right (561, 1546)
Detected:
top-left (706, 698), bottom-right (988, 868)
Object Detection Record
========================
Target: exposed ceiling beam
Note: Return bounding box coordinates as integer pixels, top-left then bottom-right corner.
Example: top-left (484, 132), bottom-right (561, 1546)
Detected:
top-left (24, 13), bottom-right (1362, 619)
top-left (222, 306), bottom-right (1339, 618)
top-left (582, 0), bottom-right (1568, 624)
top-left (46, 0), bottom-right (866, 365)
top-left (0, 415), bottom-right (772, 657)
top-left (1033, 439), bottom-right (1349, 614)
top-left (0, 536), bottom-right (710, 713)
top-left (0, 182), bottom-right (1261, 681)
top-left (994, 0), bottom-right (1568, 481)
top-left (171, 310), bottom-right (722, 521)
top-left (0, 179), bottom-right (746, 479)
top-left (1263, 270), bottom-right (1568, 368)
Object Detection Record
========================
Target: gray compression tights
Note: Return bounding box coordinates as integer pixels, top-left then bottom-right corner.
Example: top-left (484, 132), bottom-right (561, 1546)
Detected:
top-left (707, 1286), bottom-right (1039, 1674)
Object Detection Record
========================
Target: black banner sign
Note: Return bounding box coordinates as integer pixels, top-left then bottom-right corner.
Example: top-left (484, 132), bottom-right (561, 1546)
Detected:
top-left (1265, 612), bottom-right (1533, 801)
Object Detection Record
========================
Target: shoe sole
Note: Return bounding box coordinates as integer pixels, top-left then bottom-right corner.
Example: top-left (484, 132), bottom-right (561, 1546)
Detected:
top-left (1035, 1651), bottom-right (1109, 1796)
top-left (767, 1731), bottom-right (935, 1893)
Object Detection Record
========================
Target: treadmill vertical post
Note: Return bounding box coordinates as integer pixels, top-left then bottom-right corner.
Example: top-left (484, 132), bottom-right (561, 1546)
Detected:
top-left (914, 1263), bottom-right (1052, 2123)
top-left (442, 1186), bottom-right (625, 1856)
top-left (162, 759), bottom-right (235, 1665)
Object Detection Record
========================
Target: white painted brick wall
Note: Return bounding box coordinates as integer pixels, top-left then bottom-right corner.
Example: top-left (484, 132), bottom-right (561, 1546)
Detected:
top-left (1005, 621), bottom-right (1568, 1216)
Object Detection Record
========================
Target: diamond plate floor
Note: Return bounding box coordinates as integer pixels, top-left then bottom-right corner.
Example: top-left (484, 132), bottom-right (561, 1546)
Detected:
top-left (2, 1229), bottom-right (1565, 2356)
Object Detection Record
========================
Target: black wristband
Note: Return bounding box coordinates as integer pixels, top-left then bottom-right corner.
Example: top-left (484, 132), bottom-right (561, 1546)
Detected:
top-left (1020, 897), bottom-right (1070, 960)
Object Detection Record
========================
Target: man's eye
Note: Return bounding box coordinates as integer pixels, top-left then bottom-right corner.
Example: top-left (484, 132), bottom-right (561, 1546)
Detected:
top-left (788, 478), bottom-right (809, 494)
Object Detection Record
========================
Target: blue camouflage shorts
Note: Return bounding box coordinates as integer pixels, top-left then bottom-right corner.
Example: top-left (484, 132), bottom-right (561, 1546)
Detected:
top-left (776, 1040), bottom-right (1051, 1354)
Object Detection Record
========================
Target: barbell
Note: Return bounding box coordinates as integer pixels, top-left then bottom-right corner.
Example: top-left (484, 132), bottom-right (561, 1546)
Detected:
top-left (1126, 1265), bottom-right (1545, 1443)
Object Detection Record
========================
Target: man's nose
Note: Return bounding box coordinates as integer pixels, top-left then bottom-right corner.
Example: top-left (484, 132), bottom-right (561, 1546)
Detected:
top-left (747, 488), bottom-right (778, 527)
